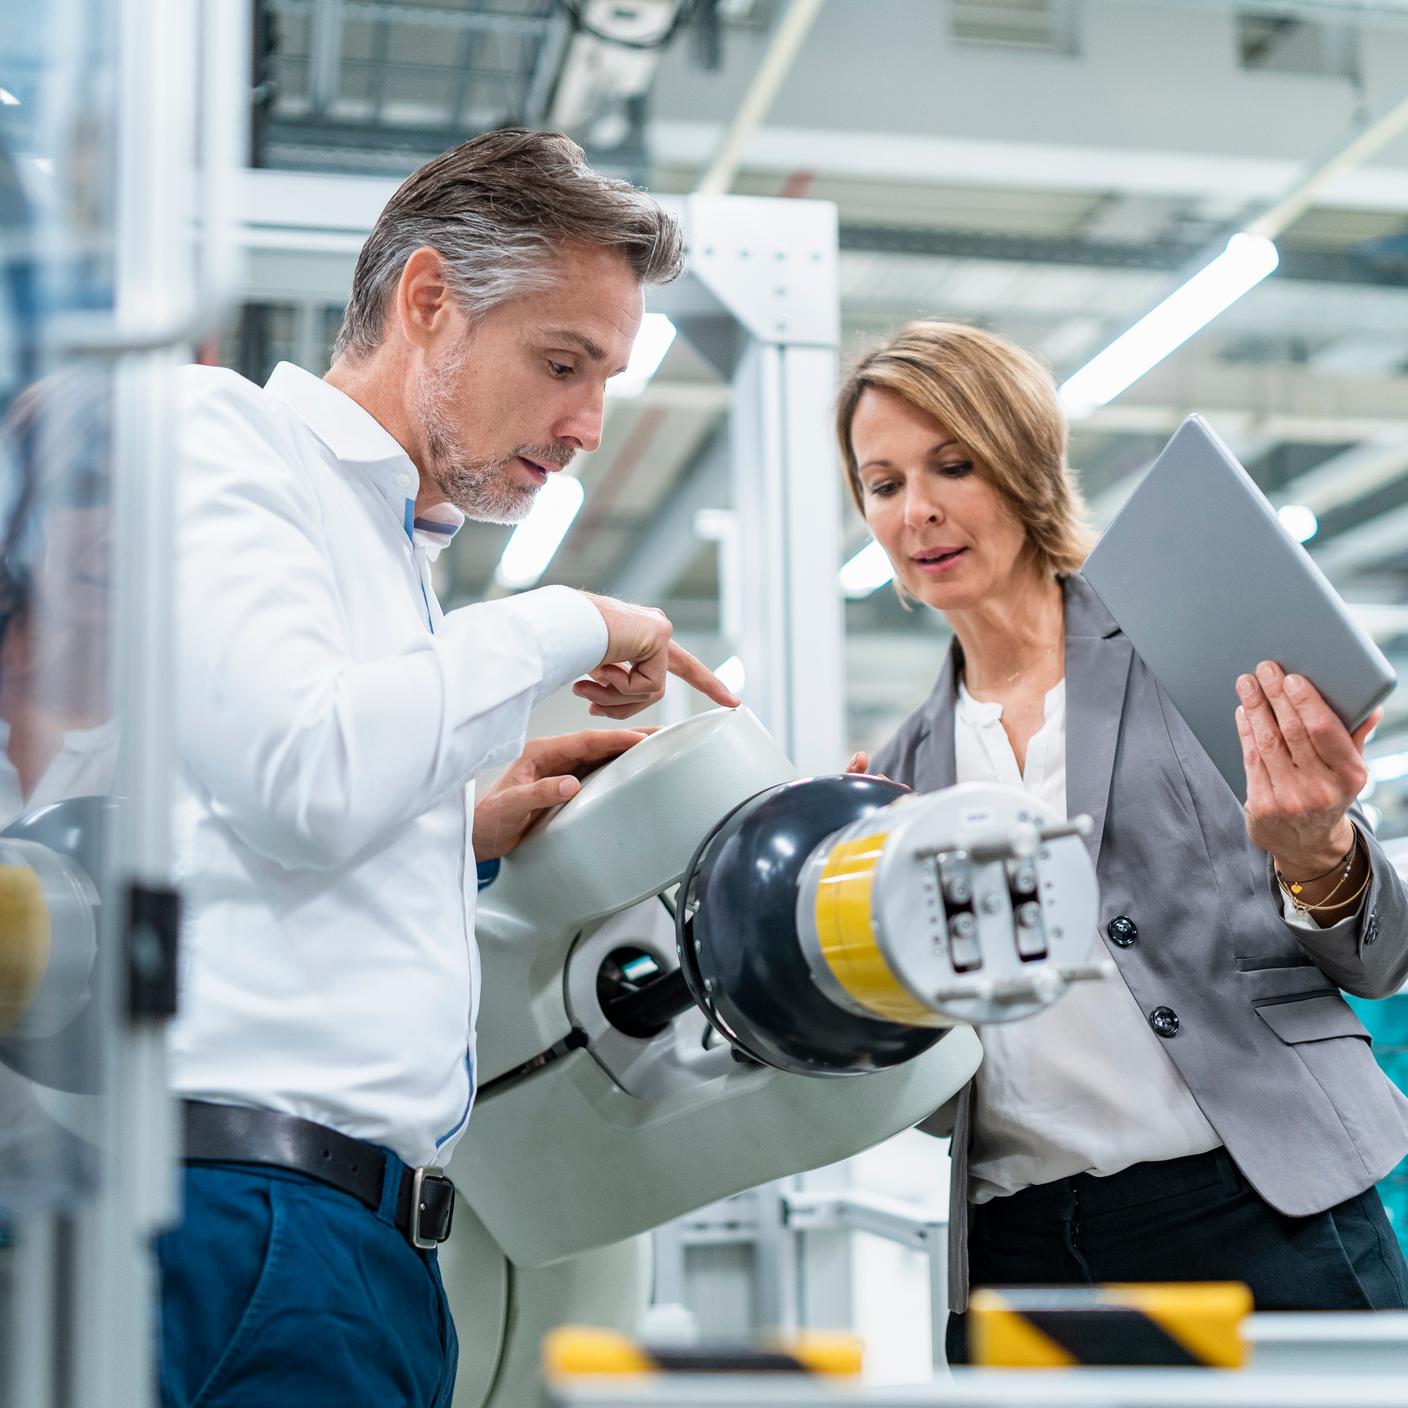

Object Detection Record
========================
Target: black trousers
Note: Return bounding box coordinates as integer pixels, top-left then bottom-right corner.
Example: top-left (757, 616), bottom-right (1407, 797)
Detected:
top-left (947, 1147), bottom-right (1408, 1364)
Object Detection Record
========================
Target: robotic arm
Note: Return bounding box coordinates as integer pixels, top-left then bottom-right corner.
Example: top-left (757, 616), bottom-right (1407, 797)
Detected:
top-left (445, 707), bottom-right (1102, 1408)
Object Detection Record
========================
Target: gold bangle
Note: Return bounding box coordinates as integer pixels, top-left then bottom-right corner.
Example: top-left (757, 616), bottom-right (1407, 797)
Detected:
top-left (1275, 829), bottom-right (1360, 898)
top-left (1280, 871), bottom-right (1370, 916)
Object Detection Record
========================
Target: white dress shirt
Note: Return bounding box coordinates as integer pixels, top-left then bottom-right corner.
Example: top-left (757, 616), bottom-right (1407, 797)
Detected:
top-left (167, 362), bottom-right (607, 1168)
top-left (955, 679), bottom-right (1224, 1203)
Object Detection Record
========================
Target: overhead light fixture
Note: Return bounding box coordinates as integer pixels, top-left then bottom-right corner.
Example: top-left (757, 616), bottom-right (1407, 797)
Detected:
top-left (1370, 751), bottom-right (1408, 785)
top-left (0, 88), bottom-right (19, 106)
top-left (839, 540), bottom-right (894, 598)
top-left (493, 474), bottom-right (585, 591)
top-left (1059, 233), bottom-right (1279, 419)
top-left (715, 655), bottom-right (746, 695)
top-left (608, 313), bottom-right (677, 399)
top-left (1277, 504), bottom-right (1318, 544)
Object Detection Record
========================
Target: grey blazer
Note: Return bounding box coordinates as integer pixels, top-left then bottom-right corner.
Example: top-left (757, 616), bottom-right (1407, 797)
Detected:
top-left (872, 573), bottom-right (1408, 1310)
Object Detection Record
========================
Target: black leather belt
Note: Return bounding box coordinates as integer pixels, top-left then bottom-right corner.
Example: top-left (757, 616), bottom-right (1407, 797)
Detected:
top-left (182, 1100), bottom-right (455, 1249)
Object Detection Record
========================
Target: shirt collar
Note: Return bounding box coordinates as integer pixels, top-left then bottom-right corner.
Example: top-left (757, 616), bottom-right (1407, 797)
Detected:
top-left (956, 677), bottom-right (1065, 726)
top-left (265, 362), bottom-right (465, 555)
top-left (266, 361), bottom-right (410, 465)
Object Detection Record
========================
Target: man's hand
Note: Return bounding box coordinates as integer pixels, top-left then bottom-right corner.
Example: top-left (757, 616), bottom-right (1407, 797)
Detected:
top-left (473, 729), bottom-right (647, 861)
top-left (575, 594), bottom-right (741, 719)
top-left (1235, 660), bottom-right (1379, 876)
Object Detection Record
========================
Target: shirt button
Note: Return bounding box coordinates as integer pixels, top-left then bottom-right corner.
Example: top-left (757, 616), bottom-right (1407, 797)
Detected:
top-left (1107, 915), bottom-right (1138, 948)
top-left (1149, 1006), bottom-right (1180, 1038)
top-left (398, 473), bottom-right (412, 489)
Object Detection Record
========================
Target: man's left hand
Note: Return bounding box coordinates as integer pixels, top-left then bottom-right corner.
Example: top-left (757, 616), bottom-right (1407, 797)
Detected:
top-left (473, 729), bottom-right (648, 861)
top-left (1236, 660), bottom-right (1379, 875)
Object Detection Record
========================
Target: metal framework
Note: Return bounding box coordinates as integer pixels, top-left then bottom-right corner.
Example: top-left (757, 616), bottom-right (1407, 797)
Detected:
top-left (653, 1182), bottom-right (951, 1370)
top-left (839, 223), bottom-right (1408, 286)
top-left (257, 0), bottom-right (575, 170)
top-left (1, 1), bottom-right (248, 1404)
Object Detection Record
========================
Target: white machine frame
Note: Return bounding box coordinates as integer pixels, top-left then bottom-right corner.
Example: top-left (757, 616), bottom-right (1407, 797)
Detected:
top-left (653, 1182), bottom-right (952, 1372)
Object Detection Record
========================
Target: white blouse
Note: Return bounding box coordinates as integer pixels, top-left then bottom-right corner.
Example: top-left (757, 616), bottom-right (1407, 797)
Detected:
top-left (954, 678), bottom-right (1224, 1203)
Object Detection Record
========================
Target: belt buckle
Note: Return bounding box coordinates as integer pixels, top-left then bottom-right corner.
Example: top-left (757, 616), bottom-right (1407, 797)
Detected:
top-left (409, 1166), bottom-right (455, 1250)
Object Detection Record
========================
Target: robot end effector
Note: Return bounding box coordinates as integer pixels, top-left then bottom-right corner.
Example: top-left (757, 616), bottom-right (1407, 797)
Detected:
top-left (488, 707), bottom-right (1104, 1088)
top-left (606, 769), bottom-right (1104, 1080)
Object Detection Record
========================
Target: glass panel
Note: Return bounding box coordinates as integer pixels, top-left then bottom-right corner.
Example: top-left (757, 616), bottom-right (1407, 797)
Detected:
top-left (0, 0), bottom-right (119, 1219)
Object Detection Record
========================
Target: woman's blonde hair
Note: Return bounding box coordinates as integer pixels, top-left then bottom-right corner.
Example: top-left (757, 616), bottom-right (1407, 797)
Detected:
top-left (835, 320), bottom-right (1094, 578)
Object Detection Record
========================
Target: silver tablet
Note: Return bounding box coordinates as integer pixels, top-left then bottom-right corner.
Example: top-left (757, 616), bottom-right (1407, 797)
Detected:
top-left (1083, 414), bottom-right (1396, 801)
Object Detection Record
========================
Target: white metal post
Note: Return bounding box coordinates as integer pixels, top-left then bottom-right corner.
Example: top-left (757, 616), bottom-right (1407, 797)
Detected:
top-left (680, 193), bottom-right (852, 1332)
top-left (65, 0), bottom-right (193, 1398)
top-left (683, 194), bottom-right (844, 773)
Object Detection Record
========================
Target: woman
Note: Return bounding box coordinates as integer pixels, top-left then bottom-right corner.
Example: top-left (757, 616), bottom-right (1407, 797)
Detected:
top-left (839, 321), bottom-right (1408, 1355)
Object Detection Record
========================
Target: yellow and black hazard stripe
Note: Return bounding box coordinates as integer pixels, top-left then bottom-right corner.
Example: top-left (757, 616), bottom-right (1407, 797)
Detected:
top-left (969, 1283), bottom-right (1251, 1369)
top-left (543, 1327), bottom-right (862, 1380)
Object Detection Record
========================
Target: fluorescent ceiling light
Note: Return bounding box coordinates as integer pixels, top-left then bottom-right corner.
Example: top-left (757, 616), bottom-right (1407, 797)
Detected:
top-left (0, 88), bottom-right (19, 106)
top-left (1059, 233), bottom-right (1279, 419)
top-left (1370, 751), bottom-right (1408, 785)
top-left (30, 156), bottom-right (53, 175)
top-left (1277, 504), bottom-right (1318, 544)
top-left (608, 313), bottom-right (677, 399)
top-left (715, 655), bottom-right (746, 695)
top-left (839, 540), bottom-right (894, 598)
top-left (493, 473), bottom-right (585, 591)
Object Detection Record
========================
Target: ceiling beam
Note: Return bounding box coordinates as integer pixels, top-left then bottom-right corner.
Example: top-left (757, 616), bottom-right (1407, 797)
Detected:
top-left (1277, 436), bottom-right (1408, 516)
top-left (1311, 500), bottom-right (1408, 576)
top-left (267, 0), bottom-right (549, 38)
top-left (839, 224), bottom-right (1408, 288)
top-left (1077, 363), bottom-right (1408, 442)
top-left (605, 426), bottom-right (729, 604)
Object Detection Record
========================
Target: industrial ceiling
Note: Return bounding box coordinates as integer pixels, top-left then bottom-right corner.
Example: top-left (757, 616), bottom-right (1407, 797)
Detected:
top-left (230, 0), bottom-right (1408, 822)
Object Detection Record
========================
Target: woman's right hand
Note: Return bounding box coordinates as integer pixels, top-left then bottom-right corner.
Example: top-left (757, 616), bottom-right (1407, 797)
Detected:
top-left (845, 752), bottom-right (906, 787)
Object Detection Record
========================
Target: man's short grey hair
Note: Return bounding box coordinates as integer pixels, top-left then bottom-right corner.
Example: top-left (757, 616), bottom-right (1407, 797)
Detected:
top-left (333, 129), bottom-right (684, 362)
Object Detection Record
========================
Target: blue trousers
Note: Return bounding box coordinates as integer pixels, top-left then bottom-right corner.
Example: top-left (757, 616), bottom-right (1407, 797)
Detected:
top-left (155, 1157), bottom-right (458, 1408)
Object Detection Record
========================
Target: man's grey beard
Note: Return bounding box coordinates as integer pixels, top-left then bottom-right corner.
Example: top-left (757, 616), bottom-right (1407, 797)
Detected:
top-left (415, 350), bottom-right (555, 525)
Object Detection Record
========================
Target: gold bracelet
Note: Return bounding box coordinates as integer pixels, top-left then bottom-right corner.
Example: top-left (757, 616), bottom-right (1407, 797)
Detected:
top-left (1278, 865), bottom-right (1355, 909)
top-left (1279, 874), bottom-right (1348, 913)
top-left (1275, 829), bottom-right (1359, 899)
top-left (1277, 830), bottom-right (1364, 914)
top-left (1282, 871), bottom-right (1370, 916)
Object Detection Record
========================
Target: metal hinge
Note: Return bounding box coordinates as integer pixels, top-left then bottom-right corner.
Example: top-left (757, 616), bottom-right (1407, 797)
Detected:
top-left (126, 882), bottom-right (181, 1023)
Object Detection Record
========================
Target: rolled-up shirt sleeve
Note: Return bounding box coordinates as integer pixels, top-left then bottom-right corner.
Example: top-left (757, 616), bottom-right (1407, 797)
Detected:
top-left (176, 373), bottom-right (606, 871)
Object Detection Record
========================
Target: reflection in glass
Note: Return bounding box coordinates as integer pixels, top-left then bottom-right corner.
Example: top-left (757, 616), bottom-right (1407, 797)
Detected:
top-left (0, 0), bottom-right (120, 1237)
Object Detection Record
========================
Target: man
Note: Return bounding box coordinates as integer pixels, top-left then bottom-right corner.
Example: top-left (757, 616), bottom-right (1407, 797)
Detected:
top-left (158, 129), bottom-right (736, 1408)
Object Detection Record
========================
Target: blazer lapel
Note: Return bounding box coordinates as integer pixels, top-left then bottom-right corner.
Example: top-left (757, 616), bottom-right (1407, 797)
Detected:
top-left (912, 642), bottom-right (959, 793)
top-left (1062, 574), bottom-right (1133, 872)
